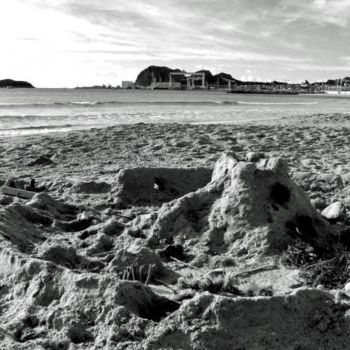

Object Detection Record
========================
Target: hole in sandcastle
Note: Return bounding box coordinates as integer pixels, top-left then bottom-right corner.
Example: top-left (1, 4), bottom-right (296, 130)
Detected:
top-left (153, 177), bottom-right (166, 191)
top-left (137, 296), bottom-right (180, 322)
top-left (118, 282), bottom-right (181, 322)
top-left (285, 217), bottom-right (318, 239)
top-left (270, 182), bottom-right (290, 206)
top-left (285, 221), bottom-right (297, 237)
top-left (296, 215), bottom-right (318, 237)
top-left (272, 203), bottom-right (279, 211)
top-left (67, 325), bottom-right (94, 344)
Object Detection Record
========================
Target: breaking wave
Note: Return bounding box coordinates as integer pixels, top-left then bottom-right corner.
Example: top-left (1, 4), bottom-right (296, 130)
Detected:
top-left (0, 100), bottom-right (320, 109)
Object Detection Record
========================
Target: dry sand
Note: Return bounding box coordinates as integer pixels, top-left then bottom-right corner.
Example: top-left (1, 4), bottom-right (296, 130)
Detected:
top-left (0, 113), bottom-right (350, 349)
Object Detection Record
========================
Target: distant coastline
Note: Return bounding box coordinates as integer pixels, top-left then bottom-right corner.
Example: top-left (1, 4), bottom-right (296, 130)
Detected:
top-left (0, 79), bottom-right (34, 88)
top-left (73, 66), bottom-right (350, 94)
top-left (2, 66), bottom-right (350, 94)
top-left (132, 66), bottom-right (350, 94)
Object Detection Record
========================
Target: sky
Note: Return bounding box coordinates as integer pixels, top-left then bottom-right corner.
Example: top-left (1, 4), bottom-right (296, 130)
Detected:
top-left (1, 0), bottom-right (350, 87)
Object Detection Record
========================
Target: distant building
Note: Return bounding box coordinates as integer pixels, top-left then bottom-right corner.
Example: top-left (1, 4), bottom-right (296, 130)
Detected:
top-left (122, 81), bottom-right (134, 89)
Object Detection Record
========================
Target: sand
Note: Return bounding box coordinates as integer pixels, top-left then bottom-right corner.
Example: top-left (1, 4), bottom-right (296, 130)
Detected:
top-left (0, 113), bottom-right (350, 349)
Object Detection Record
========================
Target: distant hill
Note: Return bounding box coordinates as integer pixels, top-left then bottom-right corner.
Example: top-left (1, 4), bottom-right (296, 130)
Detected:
top-left (0, 79), bottom-right (34, 88)
top-left (213, 72), bottom-right (242, 85)
top-left (134, 66), bottom-right (350, 89)
top-left (135, 66), bottom-right (183, 87)
top-left (134, 66), bottom-right (242, 87)
top-left (195, 70), bottom-right (216, 85)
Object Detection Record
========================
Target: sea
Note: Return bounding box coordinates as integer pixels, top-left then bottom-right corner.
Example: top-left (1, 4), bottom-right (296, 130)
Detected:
top-left (1, 88), bottom-right (350, 136)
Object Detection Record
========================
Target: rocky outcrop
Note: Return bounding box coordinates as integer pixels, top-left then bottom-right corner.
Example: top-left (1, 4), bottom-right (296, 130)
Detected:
top-left (134, 66), bottom-right (182, 87)
top-left (134, 66), bottom-right (242, 87)
top-left (214, 72), bottom-right (242, 85)
top-left (196, 70), bottom-right (242, 86)
top-left (0, 79), bottom-right (34, 88)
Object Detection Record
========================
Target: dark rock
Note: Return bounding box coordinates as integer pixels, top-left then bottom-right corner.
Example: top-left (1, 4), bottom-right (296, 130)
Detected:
top-left (135, 66), bottom-right (181, 87)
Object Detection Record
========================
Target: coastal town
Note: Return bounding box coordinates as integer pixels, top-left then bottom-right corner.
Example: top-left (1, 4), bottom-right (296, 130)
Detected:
top-left (3, 66), bottom-right (350, 95)
top-left (124, 66), bottom-right (350, 94)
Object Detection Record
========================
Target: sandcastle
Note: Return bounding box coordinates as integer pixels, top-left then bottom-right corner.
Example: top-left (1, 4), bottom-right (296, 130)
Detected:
top-left (0, 152), bottom-right (348, 349)
top-left (125, 153), bottom-right (335, 265)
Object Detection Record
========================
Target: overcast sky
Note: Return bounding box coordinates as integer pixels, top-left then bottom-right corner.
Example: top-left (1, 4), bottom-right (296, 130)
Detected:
top-left (1, 0), bottom-right (350, 87)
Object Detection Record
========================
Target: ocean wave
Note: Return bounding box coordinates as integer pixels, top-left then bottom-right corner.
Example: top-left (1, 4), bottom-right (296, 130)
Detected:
top-left (0, 100), bottom-right (243, 108)
top-left (68, 101), bottom-right (100, 106)
top-left (0, 101), bottom-right (100, 108)
top-left (0, 114), bottom-right (65, 121)
top-left (236, 101), bottom-right (318, 105)
top-left (0, 123), bottom-right (75, 131)
top-left (0, 100), bottom-right (321, 109)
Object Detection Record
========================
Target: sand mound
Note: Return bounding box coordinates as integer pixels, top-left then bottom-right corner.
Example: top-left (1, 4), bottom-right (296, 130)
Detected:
top-left (0, 253), bottom-right (178, 347)
top-left (37, 243), bottom-right (81, 268)
top-left (70, 181), bottom-right (111, 194)
top-left (0, 203), bottom-right (49, 252)
top-left (141, 153), bottom-right (335, 263)
top-left (143, 288), bottom-right (350, 350)
top-left (28, 193), bottom-right (78, 220)
top-left (108, 243), bottom-right (165, 280)
top-left (114, 167), bottom-right (212, 207)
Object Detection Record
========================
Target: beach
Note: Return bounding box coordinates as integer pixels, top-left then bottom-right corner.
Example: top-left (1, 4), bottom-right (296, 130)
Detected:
top-left (0, 113), bottom-right (350, 348)
top-left (3, 0), bottom-right (350, 346)
top-left (1, 114), bottom-right (350, 195)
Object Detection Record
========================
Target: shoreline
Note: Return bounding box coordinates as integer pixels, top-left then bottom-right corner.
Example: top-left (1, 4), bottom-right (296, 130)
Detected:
top-left (1, 110), bottom-right (350, 139)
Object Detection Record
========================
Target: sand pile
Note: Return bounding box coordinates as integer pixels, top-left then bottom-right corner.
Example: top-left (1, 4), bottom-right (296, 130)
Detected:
top-left (126, 153), bottom-right (335, 266)
top-left (0, 150), bottom-right (349, 349)
top-left (0, 193), bottom-right (179, 349)
top-left (142, 288), bottom-right (350, 350)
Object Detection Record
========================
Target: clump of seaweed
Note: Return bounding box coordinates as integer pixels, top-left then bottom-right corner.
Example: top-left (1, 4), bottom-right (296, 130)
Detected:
top-left (177, 262), bottom-right (278, 297)
top-left (281, 239), bottom-right (320, 267)
top-left (240, 281), bottom-right (274, 297)
top-left (177, 272), bottom-right (243, 295)
top-left (178, 271), bottom-right (275, 297)
top-left (282, 238), bottom-right (350, 289)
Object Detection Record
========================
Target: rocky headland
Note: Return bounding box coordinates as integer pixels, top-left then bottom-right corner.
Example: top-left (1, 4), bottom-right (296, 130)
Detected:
top-left (0, 79), bottom-right (34, 88)
top-left (134, 65), bottom-right (350, 92)
top-left (134, 65), bottom-right (241, 87)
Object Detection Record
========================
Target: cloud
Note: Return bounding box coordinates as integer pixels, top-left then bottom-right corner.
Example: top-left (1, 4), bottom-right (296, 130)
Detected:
top-left (282, 0), bottom-right (350, 27)
top-left (1, 0), bottom-right (349, 86)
